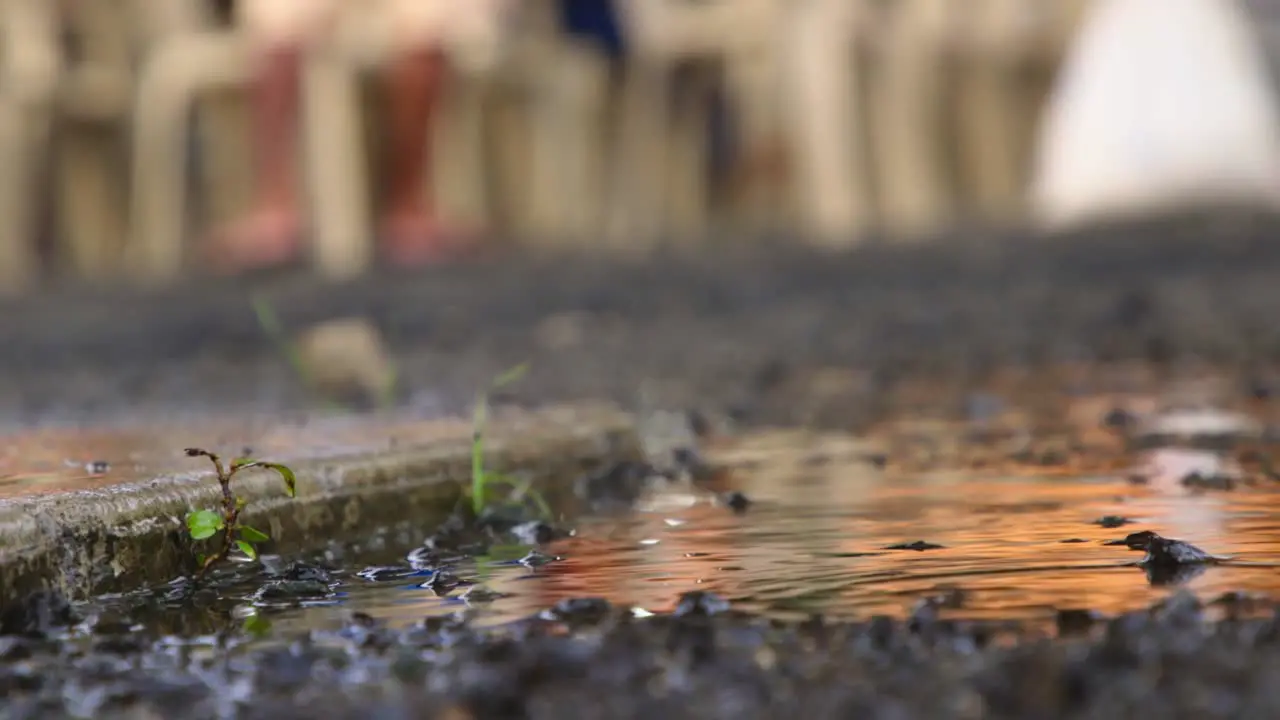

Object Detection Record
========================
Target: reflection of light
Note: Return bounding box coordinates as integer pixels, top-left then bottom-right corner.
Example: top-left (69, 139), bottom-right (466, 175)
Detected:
top-left (636, 491), bottom-right (700, 512)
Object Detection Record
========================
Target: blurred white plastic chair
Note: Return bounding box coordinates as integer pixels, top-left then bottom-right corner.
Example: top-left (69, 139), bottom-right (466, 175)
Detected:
top-left (871, 0), bottom-right (1088, 238)
top-left (0, 0), bottom-right (58, 291)
top-left (50, 0), bottom-right (214, 283)
top-left (126, 4), bottom-right (358, 283)
top-left (613, 0), bottom-right (788, 246)
top-left (951, 0), bottom-right (1089, 225)
top-left (1031, 0), bottom-right (1280, 229)
top-left (777, 0), bottom-right (881, 246)
top-left (126, 0), bottom-right (517, 284)
top-left (502, 0), bottom-right (617, 247)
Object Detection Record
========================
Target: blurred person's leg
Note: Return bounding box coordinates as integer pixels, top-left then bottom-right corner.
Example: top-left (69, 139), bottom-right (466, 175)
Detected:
top-left (377, 0), bottom-right (514, 265)
top-left (213, 0), bottom-right (334, 271)
top-left (378, 15), bottom-right (451, 265)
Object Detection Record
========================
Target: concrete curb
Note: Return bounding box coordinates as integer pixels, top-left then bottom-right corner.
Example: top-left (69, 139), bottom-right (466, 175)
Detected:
top-left (0, 403), bottom-right (641, 605)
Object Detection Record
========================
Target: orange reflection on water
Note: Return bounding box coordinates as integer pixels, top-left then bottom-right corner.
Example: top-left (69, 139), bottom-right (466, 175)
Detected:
top-left (285, 429), bottom-right (1280, 635)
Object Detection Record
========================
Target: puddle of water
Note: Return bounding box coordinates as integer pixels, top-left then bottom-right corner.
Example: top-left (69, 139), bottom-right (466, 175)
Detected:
top-left (125, 431), bottom-right (1280, 639)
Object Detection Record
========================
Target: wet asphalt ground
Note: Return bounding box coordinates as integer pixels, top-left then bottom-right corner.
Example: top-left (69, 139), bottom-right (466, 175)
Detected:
top-left (2, 209), bottom-right (1280, 430)
top-left (8, 210), bottom-right (1280, 717)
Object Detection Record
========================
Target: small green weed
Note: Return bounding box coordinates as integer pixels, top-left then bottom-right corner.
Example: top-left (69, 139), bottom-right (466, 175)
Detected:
top-left (469, 363), bottom-right (551, 518)
top-left (183, 447), bottom-right (297, 579)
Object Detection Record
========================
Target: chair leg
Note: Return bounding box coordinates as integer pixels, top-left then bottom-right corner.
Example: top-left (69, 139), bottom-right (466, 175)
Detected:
top-left (953, 0), bottom-right (1030, 225)
top-left (612, 60), bottom-right (670, 249)
top-left (723, 48), bottom-right (786, 235)
top-left (432, 70), bottom-right (491, 236)
top-left (664, 64), bottom-right (711, 244)
top-left (525, 44), bottom-right (610, 247)
top-left (127, 32), bottom-right (250, 283)
top-left (194, 92), bottom-right (254, 234)
top-left (871, 0), bottom-right (954, 239)
top-left (780, 0), bottom-right (869, 246)
top-left (55, 124), bottom-right (127, 279)
top-left (0, 0), bottom-right (59, 291)
top-left (302, 47), bottom-right (371, 281)
top-left (0, 100), bottom-right (44, 292)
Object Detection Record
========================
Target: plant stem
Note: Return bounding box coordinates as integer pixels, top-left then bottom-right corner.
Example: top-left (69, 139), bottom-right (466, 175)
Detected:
top-left (195, 451), bottom-right (242, 581)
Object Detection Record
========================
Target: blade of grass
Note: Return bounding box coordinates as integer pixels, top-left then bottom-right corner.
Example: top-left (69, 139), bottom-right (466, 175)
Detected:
top-left (251, 294), bottom-right (344, 411)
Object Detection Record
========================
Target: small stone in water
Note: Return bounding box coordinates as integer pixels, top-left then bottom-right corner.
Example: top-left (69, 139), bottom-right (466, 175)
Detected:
top-left (541, 597), bottom-right (613, 625)
top-left (1094, 516), bottom-right (1131, 529)
top-left (575, 460), bottom-right (660, 507)
top-left (1113, 531), bottom-right (1217, 571)
top-left (357, 566), bottom-right (412, 582)
top-left (510, 520), bottom-right (568, 546)
top-left (518, 551), bottom-right (558, 569)
top-left (280, 562), bottom-right (334, 584)
top-left (252, 580), bottom-right (333, 603)
top-left (1102, 407), bottom-right (1138, 431)
top-left (907, 599), bottom-right (941, 632)
top-left (884, 540), bottom-right (946, 552)
top-left (1056, 608), bottom-right (1104, 635)
top-left (459, 585), bottom-right (508, 605)
top-left (1180, 471), bottom-right (1236, 491)
top-left (420, 571), bottom-right (466, 596)
top-left (346, 611), bottom-right (378, 629)
top-left (720, 491), bottom-right (752, 513)
top-left (407, 546), bottom-right (442, 570)
top-left (672, 446), bottom-right (718, 482)
top-left (673, 590), bottom-right (730, 617)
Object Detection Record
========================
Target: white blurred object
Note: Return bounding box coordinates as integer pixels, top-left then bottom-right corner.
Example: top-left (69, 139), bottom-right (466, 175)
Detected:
top-left (1030, 0), bottom-right (1280, 229)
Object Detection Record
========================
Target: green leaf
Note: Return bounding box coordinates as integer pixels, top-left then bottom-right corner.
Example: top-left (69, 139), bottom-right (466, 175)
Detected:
top-left (243, 614), bottom-right (273, 637)
top-left (491, 363), bottom-right (528, 390)
top-left (236, 540), bottom-right (258, 560)
top-left (231, 457), bottom-right (254, 470)
top-left (261, 462), bottom-right (296, 498)
top-left (186, 510), bottom-right (224, 539)
top-left (238, 525), bottom-right (270, 543)
top-left (196, 553), bottom-right (206, 566)
top-left (234, 461), bottom-right (298, 498)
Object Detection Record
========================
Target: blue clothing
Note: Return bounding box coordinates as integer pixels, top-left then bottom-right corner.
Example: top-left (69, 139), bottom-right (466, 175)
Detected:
top-left (558, 0), bottom-right (626, 58)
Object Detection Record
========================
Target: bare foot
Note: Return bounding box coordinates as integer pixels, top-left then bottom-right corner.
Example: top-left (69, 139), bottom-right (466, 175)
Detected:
top-left (205, 207), bottom-right (303, 275)
top-left (379, 210), bottom-right (482, 268)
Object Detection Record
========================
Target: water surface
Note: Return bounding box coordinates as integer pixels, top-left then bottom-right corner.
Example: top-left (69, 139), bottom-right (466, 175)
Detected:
top-left (218, 430), bottom-right (1280, 637)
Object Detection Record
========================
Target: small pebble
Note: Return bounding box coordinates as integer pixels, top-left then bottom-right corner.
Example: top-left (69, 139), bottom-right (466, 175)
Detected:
top-left (518, 551), bottom-right (558, 569)
top-left (884, 541), bottom-right (946, 552)
top-left (673, 591), bottom-right (731, 617)
top-left (720, 491), bottom-right (752, 513)
top-left (1094, 516), bottom-right (1131, 529)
